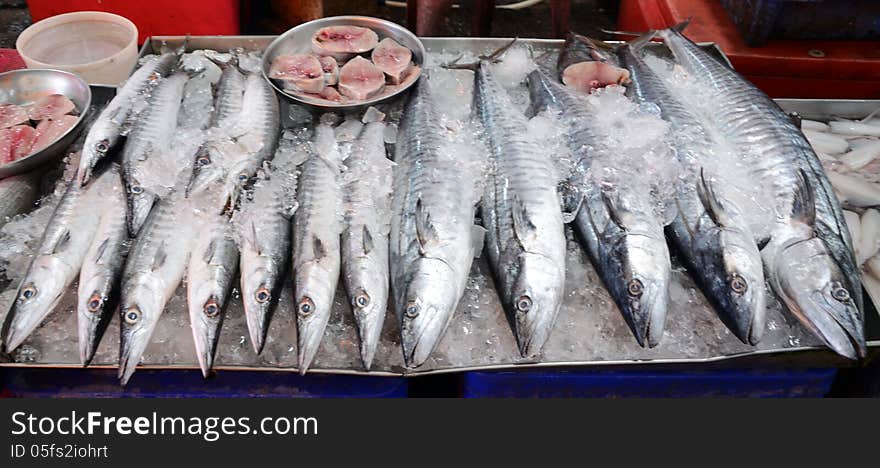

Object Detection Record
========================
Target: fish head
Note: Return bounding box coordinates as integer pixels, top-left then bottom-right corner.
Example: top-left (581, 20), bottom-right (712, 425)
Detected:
top-left (187, 143), bottom-right (229, 196)
top-left (222, 157), bottom-right (261, 203)
top-left (613, 229), bottom-right (671, 348)
top-left (76, 271), bottom-right (115, 365)
top-left (3, 256), bottom-right (67, 352)
top-left (125, 177), bottom-right (156, 236)
top-left (187, 276), bottom-right (227, 377)
top-left (347, 257), bottom-right (389, 370)
top-left (509, 252), bottom-right (565, 358)
top-left (699, 226), bottom-right (767, 345)
top-left (399, 258), bottom-right (459, 368)
top-left (118, 280), bottom-right (164, 384)
top-left (294, 260), bottom-right (338, 374)
top-left (773, 236), bottom-right (865, 359)
top-left (239, 248), bottom-right (278, 354)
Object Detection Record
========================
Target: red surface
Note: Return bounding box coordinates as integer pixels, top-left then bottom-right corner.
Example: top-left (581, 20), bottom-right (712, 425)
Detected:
top-left (27, 0), bottom-right (240, 44)
top-left (618, 0), bottom-right (880, 98)
top-left (0, 49), bottom-right (26, 73)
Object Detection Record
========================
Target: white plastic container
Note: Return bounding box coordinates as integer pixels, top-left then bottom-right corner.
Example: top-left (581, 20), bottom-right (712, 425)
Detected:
top-left (16, 11), bottom-right (138, 86)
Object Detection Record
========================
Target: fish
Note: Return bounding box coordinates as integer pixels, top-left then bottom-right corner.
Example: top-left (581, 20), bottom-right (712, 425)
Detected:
top-left (118, 190), bottom-right (196, 385)
top-left (390, 76), bottom-right (484, 367)
top-left (234, 145), bottom-right (299, 354)
top-left (188, 73), bottom-right (279, 206)
top-left (0, 171), bottom-right (41, 231)
top-left (616, 39), bottom-right (767, 345)
top-left (1, 168), bottom-right (116, 352)
top-left (187, 207), bottom-right (238, 377)
top-left (293, 121), bottom-right (344, 374)
top-left (527, 67), bottom-right (671, 347)
top-left (341, 109), bottom-right (393, 370)
top-left (27, 94), bottom-right (76, 121)
top-left (77, 49), bottom-right (180, 186)
top-left (447, 44), bottom-right (567, 357)
top-left (268, 54), bottom-right (326, 94)
top-left (210, 64), bottom-right (246, 130)
top-left (658, 23), bottom-right (866, 359)
top-left (312, 26), bottom-right (379, 61)
top-left (338, 57), bottom-right (386, 101)
top-left (557, 33), bottom-right (629, 93)
top-left (76, 166), bottom-right (128, 366)
top-left (121, 73), bottom-right (189, 236)
top-left (372, 38), bottom-right (413, 85)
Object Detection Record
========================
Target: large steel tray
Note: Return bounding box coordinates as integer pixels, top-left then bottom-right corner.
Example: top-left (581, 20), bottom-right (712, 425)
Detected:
top-left (1, 36), bottom-right (876, 378)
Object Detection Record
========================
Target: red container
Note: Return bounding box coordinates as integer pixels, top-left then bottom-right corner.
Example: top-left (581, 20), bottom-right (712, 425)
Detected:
top-left (27, 0), bottom-right (240, 44)
top-left (618, 0), bottom-right (880, 98)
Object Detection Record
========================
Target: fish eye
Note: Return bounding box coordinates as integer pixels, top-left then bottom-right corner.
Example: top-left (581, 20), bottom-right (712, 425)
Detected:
top-left (237, 172), bottom-right (249, 182)
top-left (124, 306), bottom-right (141, 324)
top-left (831, 283), bottom-right (851, 303)
top-left (20, 283), bottom-right (37, 300)
top-left (405, 301), bottom-right (420, 319)
top-left (298, 297), bottom-right (315, 316)
top-left (353, 292), bottom-right (370, 309)
top-left (87, 293), bottom-right (103, 313)
top-left (255, 287), bottom-right (271, 304)
top-left (96, 140), bottom-right (110, 154)
top-left (730, 274), bottom-right (748, 295)
top-left (196, 155), bottom-right (211, 166)
top-left (130, 184), bottom-right (143, 194)
top-left (203, 299), bottom-right (220, 317)
top-left (515, 295), bottom-right (532, 312)
top-left (627, 279), bottom-right (643, 297)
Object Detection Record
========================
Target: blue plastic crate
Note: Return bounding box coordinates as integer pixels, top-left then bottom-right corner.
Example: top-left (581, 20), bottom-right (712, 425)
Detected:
top-left (719, 0), bottom-right (880, 46)
top-left (0, 368), bottom-right (407, 398)
top-left (462, 368), bottom-right (837, 398)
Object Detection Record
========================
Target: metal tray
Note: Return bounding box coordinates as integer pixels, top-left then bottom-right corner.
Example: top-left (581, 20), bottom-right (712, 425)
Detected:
top-left (1, 36), bottom-right (876, 378)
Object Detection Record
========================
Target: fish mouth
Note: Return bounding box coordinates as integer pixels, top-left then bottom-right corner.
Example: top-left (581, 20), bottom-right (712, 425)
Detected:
top-left (513, 297), bottom-right (562, 358)
top-left (797, 289), bottom-right (865, 360)
top-left (296, 311), bottom-right (332, 376)
top-left (118, 331), bottom-right (149, 386)
top-left (243, 299), bottom-right (272, 355)
top-left (126, 189), bottom-right (157, 236)
top-left (3, 289), bottom-right (64, 353)
top-left (401, 305), bottom-right (445, 368)
top-left (353, 303), bottom-right (385, 371)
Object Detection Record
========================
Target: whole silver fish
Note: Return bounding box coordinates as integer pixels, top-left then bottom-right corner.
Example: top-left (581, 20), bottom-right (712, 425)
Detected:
top-left (391, 76), bottom-right (483, 367)
top-left (76, 166), bottom-right (128, 366)
top-left (121, 73), bottom-right (188, 236)
top-left (341, 112), bottom-right (392, 370)
top-left (2, 170), bottom-right (114, 352)
top-left (235, 147), bottom-right (298, 354)
top-left (187, 207), bottom-right (238, 377)
top-left (465, 58), bottom-right (567, 357)
top-left (293, 122), bottom-right (343, 374)
top-left (188, 73), bottom-right (279, 205)
top-left (658, 25), bottom-right (865, 358)
top-left (77, 50), bottom-right (180, 186)
top-left (119, 191), bottom-right (195, 385)
top-left (617, 42), bottom-right (767, 345)
top-left (527, 68), bottom-right (671, 347)
top-left (0, 171), bottom-right (41, 230)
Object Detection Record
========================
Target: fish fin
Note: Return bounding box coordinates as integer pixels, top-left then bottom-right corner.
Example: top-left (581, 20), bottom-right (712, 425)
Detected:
top-left (51, 230), bottom-right (71, 254)
top-left (511, 194), bottom-right (539, 245)
top-left (627, 30), bottom-right (657, 51)
top-left (558, 182), bottom-right (583, 224)
top-left (108, 105), bottom-right (128, 127)
top-left (788, 111), bottom-right (802, 129)
top-left (479, 38), bottom-right (519, 62)
top-left (601, 190), bottom-right (627, 230)
top-left (152, 242), bottom-right (167, 271)
top-left (203, 238), bottom-right (218, 264)
top-left (281, 201), bottom-right (297, 220)
top-left (696, 169), bottom-right (733, 228)
top-left (471, 225), bottom-right (486, 258)
top-left (312, 235), bottom-right (327, 259)
top-left (362, 226), bottom-right (374, 255)
top-left (672, 19), bottom-right (691, 33)
top-left (250, 222), bottom-right (262, 256)
top-left (673, 196), bottom-right (696, 240)
top-left (414, 198), bottom-right (439, 255)
top-left (93, 238), bottom-right (110, 263)
top-left (792, 169), bottom-right (817, 227)
top-left (443, 38), bottom-right (518, 71)
top-left (756, 235), bottom-right (772, 251)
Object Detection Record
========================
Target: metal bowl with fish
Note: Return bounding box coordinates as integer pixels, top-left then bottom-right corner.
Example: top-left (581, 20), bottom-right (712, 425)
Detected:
top-left (0, 68), bottom-right (91, 178)
top-left (262, 15), bottom-right (426, 111)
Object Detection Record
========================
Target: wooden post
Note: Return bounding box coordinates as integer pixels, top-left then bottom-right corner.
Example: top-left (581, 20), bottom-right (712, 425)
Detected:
top-left (472, 0), bottom-right (495, 37)
top-left (550, 0), bottom-right (571, 38)
top-left (408, 0), bottom-right (454, 36)
top-left (271, 0), bottom-right (324, 28)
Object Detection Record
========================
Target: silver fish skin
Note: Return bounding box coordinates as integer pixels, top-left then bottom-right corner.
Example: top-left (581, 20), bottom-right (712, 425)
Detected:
top-left (121, 73), bottom-right (189, 237)
top-left (391, 76), bottom-right (483, 367)
top-left (187, 207), bottom-right (238, 377)
top-left (77, 51), bottom-right (180, 186)
top-left (0, 171), bottom-right (41, 230)
top-left (658, 27), bottom-right (865, 358)
top-left (119, 191), bottom-right (196, 385)
top-left (618, 44), bottom-right (767, 345)
top-left (234, 147), bottom-right (298, 354)
top-left (527, 68), bottom-right (671, 347)
top-left (293, 122), bottom-right (343, 374)
top-left (2, 170), bottom-right (115, 352)
top-left (471, 61), bottom-right (566, 357)
top-left (189, 73), bottom-right (279, 205)
top-left (210, 65), bottom-right (246, 129)
top-left (341, 115), bottom-right (392, 370)
top-left (76, 167), bottom-right (128, 366)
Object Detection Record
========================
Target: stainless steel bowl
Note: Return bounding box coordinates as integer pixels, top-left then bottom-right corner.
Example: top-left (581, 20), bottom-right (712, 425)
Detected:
top-left (262, 15), bottom-right (426, 111)
top-left (0, 68), bottom-right (91, 178)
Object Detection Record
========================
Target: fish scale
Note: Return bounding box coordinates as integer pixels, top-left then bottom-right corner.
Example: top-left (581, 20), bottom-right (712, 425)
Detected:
top-left (470, 59), bottom-right (566, 357)
top-left (391, 76), bottom-right (482, 367)
top-left (659, 26), bottom-right (864, 358)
